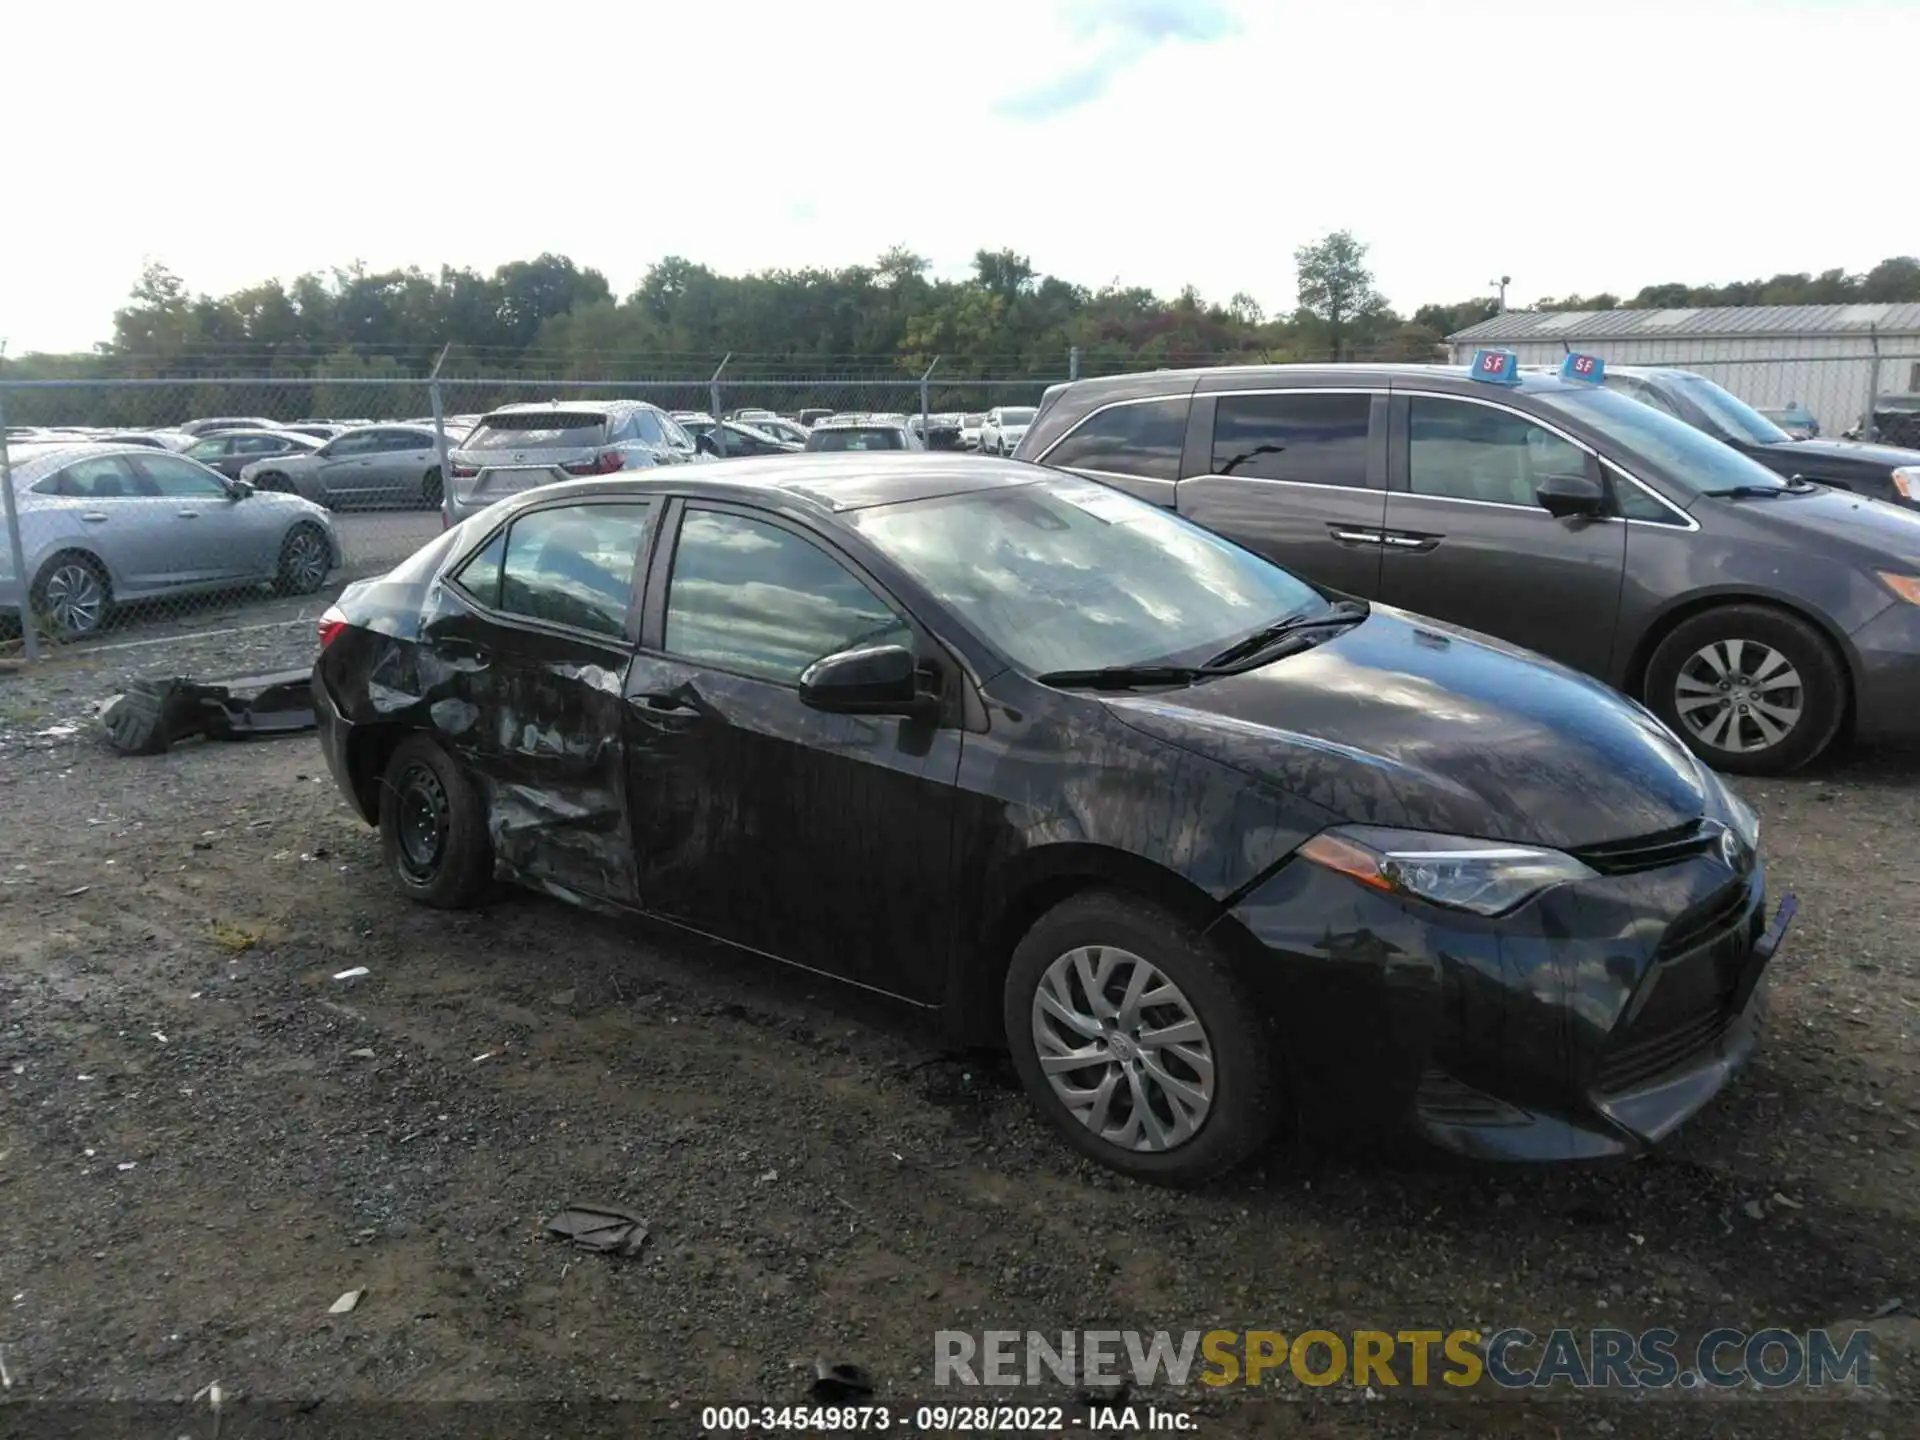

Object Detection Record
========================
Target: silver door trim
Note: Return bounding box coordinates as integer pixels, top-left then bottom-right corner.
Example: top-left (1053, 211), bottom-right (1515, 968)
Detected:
top-left (1394, 388), bottom-right (1701, 533)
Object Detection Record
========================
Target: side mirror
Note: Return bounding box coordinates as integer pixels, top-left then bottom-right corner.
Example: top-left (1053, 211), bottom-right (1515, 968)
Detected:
top-left (798, 644), bottom-right (935, 719)
top-left (1535, 471), bottom-right (1605, 519)
top-left (228, 478), bottom-right (255, 499)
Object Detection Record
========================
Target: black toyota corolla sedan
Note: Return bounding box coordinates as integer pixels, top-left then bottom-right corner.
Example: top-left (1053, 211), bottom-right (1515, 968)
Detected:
top-left (312, 454), bottom-right (1793, 1184)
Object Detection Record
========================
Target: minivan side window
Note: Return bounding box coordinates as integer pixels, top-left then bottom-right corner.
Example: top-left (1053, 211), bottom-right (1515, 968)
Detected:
top-left (494, 502), bottom-right (654, 637)
top-left (663, 509), bottom-right (910, 684)
top-left (1407, 398), bottom-right (1588, 508)
top-left (1210, 392), bottom-right (1372, 488)
top-left (1045, 397), bottom-right (1187, 481)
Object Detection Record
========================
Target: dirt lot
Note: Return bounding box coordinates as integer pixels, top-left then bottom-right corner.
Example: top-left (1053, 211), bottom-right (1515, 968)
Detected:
top-left (1, 642), bottom-right (1917, 1438)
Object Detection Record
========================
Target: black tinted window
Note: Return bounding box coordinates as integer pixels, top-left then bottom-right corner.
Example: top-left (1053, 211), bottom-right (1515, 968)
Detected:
top-left (1210, 392), bottom-right (1371, 487)
top-left (496, 502), bottom-right (653, 637)
top-left (1407, 398), bottom-right (1587, 507)
top-left (1045, 397), bottom-right (1187, 480)
top-left (664, 509), bottom-right (910, 683)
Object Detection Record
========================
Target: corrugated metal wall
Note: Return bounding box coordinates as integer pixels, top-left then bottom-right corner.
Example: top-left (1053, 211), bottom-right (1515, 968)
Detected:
top-left (1447, 332), bottom-right (1920, 437)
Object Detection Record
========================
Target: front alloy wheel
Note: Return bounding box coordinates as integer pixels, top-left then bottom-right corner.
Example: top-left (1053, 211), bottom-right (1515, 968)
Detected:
top-left (1673, 639), bottom-right (1803, 756)
top-left (34, 556), bottom-right (109, 639)
top-left (1032, 946), bottom-right (1215, 1152)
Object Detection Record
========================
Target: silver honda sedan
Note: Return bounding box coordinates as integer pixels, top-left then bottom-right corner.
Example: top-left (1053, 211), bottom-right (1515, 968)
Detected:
top-left (0, 444), bottom-right (341, 639)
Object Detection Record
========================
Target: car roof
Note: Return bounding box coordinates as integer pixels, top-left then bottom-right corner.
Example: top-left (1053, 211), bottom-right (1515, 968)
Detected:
top-left (1061, 361), bottom-right (1602, 399)
top-left (498, 452), bottom-right (1043, 517)
top-left (5, 442), bottom-right (184, 478)
top-left (479, 399), bottom-right (652, 419)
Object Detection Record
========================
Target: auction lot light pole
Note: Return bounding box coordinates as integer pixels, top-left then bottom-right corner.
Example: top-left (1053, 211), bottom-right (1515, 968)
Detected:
top-left (0, 344), bottom-right (41, 662)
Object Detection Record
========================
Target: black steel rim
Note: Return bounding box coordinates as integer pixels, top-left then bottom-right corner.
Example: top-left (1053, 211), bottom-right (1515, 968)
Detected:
top-left (395, 762), bottom-right (449, 882)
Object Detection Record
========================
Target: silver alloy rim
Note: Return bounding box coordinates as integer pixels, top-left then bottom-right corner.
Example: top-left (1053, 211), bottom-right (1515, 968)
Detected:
top-left (42, 562), bottom-right (105, 636)
top-left (1031, 946), bottom-right (1215, 1152)
top-left (286, 530), bottom-right (328, 590)
top-left (1673, 639), bottom-right (1804, 753)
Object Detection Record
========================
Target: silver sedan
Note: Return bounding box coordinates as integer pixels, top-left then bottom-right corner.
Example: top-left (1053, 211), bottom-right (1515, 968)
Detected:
top-left (238, 424), bottom-right (453, 510)
top-left (0, 444), bottom-right (341, 639)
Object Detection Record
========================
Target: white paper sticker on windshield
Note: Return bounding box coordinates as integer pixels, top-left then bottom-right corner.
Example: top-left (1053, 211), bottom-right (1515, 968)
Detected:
top-left (1053, 482), bottom-right (1146, 524)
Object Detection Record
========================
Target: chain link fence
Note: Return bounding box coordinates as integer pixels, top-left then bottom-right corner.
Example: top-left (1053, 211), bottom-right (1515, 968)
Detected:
top-left (0, 368), bottom-right (1063, 671)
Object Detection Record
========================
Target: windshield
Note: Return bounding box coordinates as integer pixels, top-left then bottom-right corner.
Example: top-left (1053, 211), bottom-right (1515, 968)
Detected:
top-left (998, 408), bottom-right (1036, 426)
top-left (463, 413), bottom-right (608, 451)
top-left (1531, 387), bottom-right (1790, 496)
top-left (849, 476), bottom-right (1327, 674)
top-left (1669, 373), bottom-right (1793, 445)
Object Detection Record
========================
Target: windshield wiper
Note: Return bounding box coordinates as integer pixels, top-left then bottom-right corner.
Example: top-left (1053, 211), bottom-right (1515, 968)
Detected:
top-left (1035, 664), bottom-right (1207, 690)
top-left (1699, 481), bottom-right (1814, 498)
top-left (1201, 600), bottom-right (1369, 670)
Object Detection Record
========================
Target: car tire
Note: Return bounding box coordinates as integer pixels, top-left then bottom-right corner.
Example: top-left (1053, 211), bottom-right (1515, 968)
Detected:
top-left (29, 551), bottom-right (111, 641)
top-left (1643, 603), bottom-right (1846, 775)
top-left (273, 522), bottom-right (332, 596)
top-left (421, 467), bottom-right (443, 509)
top-left (1003, 890), bottom-right (1280, 1185)
top-left (378, 735), bottom-right (494, 909)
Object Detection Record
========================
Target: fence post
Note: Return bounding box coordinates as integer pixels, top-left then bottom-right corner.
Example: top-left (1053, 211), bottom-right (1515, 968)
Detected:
top-left (919, 355), bottom-right (940, 443)
top-left (0, 358), bottom-right (41, 663)
top-left (428, 344), bottom-right (455, 530)
top-left (709, 353), bottom-right (730, 458)
top-left (1069, 345), bottom-right (1081, 381)
top-left (1864, 324), bottom-right (1882, 440)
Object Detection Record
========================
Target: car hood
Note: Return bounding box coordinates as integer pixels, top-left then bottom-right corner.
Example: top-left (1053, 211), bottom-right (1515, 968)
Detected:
top-left (1691, 484), bottom-right (1920, 566)
top-left (1099, 606), bottom-right (1710, 851)
top-left (1767, 437), bottom-right (1920, 470)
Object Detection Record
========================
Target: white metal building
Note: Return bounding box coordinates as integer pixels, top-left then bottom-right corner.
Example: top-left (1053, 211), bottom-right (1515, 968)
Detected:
top-left (1447, 303), bottom-right (1920, 438)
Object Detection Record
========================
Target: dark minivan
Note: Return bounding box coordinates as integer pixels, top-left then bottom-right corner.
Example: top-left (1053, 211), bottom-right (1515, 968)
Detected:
top-left (1016, 363), bottom-right (1920, 775)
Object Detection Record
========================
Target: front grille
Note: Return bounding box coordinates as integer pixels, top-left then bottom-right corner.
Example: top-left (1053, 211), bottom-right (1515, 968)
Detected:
top-left (1573, 821), bottom-right (1718, 877)
top-left (1659, 883), bottom-right (1753, 958)
top-left (1598, 1008), bottom-right (1733, 1093)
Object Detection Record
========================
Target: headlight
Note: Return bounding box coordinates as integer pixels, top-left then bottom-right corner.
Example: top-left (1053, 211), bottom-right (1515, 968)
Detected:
top-left (1892, 466), bottom-right (1920, 501)
top-left (1297, 825), bottom-right (1596, 917)
top-left (1720, 784), bottom-right (1759, 851)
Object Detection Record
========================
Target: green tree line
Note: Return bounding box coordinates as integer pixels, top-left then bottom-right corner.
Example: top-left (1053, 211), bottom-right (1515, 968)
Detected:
top-left (5, 235), bottom-right (1916, 416)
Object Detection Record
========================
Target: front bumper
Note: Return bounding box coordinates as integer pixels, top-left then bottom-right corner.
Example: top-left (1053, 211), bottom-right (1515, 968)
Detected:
top-left (1847, 598), bottom-right (1920, 741)
top-left (1222, 843), bottom-right (1791, 1160)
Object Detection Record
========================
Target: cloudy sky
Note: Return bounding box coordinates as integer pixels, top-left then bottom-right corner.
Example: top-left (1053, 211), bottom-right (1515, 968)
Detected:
top-left (5, 0), bottom-right (1913, 353)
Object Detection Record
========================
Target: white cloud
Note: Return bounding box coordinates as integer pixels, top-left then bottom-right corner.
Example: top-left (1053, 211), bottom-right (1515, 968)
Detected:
top-left (2, 0), bottom-right (1912, 353)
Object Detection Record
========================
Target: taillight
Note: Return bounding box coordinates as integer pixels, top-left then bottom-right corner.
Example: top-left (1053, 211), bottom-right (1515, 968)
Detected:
top-left (318, 605), bottom-right (349, 650)
top-left (565, 451), bottom-right (626, 476)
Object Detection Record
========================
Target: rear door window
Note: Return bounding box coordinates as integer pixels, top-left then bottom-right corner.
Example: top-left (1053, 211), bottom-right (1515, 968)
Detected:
top-left (1044, 397), bottom-right (1188, 480)
top-left (494, 502), bottom-right (654, 638)
top-left (37, 455), bottom-right (145, 497)
top-left (1210, 393), bottom-right (1372, 487)
top-left (464, 413), bottom-right (609, 451)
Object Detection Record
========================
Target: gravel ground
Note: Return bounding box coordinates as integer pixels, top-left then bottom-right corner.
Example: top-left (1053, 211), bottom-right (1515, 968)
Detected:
top-left (0, 641), bottom-right (1916, 1438)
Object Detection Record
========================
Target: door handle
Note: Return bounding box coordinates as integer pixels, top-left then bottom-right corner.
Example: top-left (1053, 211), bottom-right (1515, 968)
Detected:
top-left (177, 509), bottom-right (202, 519)
top-left (634, 690), bottom-right (701, 715)
top-left (1329, 528), bottom-right (1386, 546)
top-left (1380, 532), bottom-right (1440, 552)
top-left (81, 512), bottom-right (109, 523)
